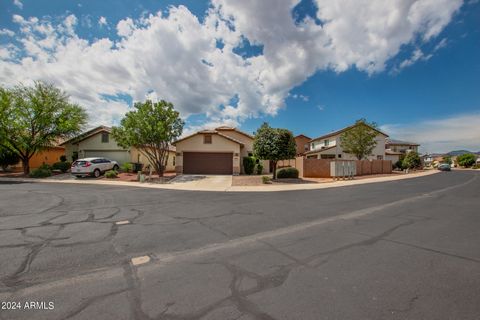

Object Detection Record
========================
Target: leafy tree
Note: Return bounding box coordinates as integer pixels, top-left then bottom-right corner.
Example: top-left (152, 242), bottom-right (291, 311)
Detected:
top-left (112, 100), bottom-right (183, 177)
top-left (442, 156), bottom-right (452, 165)
top-left (402, 151), bottom-right (421, 169)
top-left (457, 153), bottom-right (476, 167)
top-left (0, 82), bottom-right (87, 174)
top-left (340, 119), bottom-right (379, 160)
top-left (253, 123), bottom-right (296, 179)
top-left (0, 147), bottom-right (20, 171)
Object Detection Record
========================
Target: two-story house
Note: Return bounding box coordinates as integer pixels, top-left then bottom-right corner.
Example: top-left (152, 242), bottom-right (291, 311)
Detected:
top-left (385, 138), bottom-right (420, 163)
top-left (304, 123), bottom-right (388, 160)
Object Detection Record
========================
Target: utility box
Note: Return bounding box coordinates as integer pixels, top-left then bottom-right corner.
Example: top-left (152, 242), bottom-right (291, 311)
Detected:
top-left (330, 160), bottom-right (356, 179)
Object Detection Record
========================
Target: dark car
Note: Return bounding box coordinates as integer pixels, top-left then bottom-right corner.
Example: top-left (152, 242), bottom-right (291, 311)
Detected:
top-left (438, 163), bottom-right (451, 171)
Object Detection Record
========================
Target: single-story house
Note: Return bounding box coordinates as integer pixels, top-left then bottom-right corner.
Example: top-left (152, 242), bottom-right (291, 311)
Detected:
top-left (61, 126), bottom-right (176, 172)
top-left (304, 123), bottom-right (388, 160)
top-left (10, 146), bottom-right (65, 172)
top-left (173, 126), bottom-right (269, 175)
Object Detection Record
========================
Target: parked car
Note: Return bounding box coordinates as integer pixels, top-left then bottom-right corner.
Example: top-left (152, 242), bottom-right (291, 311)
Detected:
top-left (71, 157), bottom-right (119, 178)
top-left (438, 163), bottom-right (451, 171)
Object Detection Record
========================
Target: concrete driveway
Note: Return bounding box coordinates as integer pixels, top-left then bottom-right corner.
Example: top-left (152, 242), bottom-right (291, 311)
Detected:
top-left (1, 171), bottom-right (480, 319)
top-left (168, 174), bottom-right (232, 190)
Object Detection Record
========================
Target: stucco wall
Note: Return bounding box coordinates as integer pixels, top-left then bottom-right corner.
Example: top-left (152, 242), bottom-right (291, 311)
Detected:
top-left (63, 131), bottom-right (127, 161)
top-left (130, 148), bottom-right (176, 172)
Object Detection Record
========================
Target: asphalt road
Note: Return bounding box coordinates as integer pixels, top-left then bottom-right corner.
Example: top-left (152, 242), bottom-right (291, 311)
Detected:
top-left (0, 170), bottom-right (479, 320)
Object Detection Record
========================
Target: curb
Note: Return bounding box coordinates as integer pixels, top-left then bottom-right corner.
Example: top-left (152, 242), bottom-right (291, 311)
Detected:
top-left (0, 170), bottom-right (442, 192)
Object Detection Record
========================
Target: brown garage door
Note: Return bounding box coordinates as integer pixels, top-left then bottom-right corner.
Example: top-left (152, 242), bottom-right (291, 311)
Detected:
top-left (183, 152), bottom-right (233, 175)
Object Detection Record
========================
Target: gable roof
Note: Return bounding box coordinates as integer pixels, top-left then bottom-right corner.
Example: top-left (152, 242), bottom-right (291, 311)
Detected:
top-left (295, 134), bottom-right (311, 140)
top-left (386, 138), bottom-right (420, 146)
top-left (60, 126), bottom-right (111, 146)
top-left (304, 145), bottom-right (336, 155)
top-left (310, 123), bottom-right (388, 142)
top-left (173, 129), bottom-right (245, 146)
top-left (214, 126), bottom-right (255, 139)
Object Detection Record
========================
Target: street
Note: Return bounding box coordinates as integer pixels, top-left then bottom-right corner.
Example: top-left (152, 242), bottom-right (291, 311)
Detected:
top-left (0, 170), bottom-right (479, 319)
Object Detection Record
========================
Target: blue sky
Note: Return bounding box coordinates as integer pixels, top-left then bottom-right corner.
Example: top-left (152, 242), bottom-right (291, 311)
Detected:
top-left (0, 0), bottom-right (479, 152)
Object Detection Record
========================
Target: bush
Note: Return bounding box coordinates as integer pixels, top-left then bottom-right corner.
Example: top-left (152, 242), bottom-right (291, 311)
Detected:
top-left (256, 163), bottom-right (263, 175)
top-left (262, 176), bottom-right (271, 184)
top-left (121, 162), bottom-right (133, 173)
top-left (60, 155), bottom-right (67, 162)
top-left (105, 170), bottom-right (118, 179)
top-left (276, 167), bottom-right (299, 179)
top-left (457, 153), bottom-right (476, 167)
top-left (52, 161), bottom-right (71, 173)
top-left (29, 167), bottom-right (52, 178)
top-left (402, 151), bottom-right (421, 169)
top-left (243, 157), bottom-right (255, 175)
top-left (0, 148), bottom-right (20, 171)
top-left (472, 164), bottom-right (480, 169)
top-left (393, 160), bottom-right (403, 170)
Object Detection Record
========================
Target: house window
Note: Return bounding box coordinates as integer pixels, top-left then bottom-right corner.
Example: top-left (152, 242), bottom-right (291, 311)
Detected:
top-left (377, 155), bottom-right (383, 160)
top-left (304, 144), bottom-right (309, 151)
top-left (173, 156), bottom-right (175, 166)
top-left (324, 139), bottom-right (329, 147)
top-left (338, 154), bottom-right (342, 158)
top-left (204, 134), bottom-right (212, 144)
top-left (321, 154), bottom-right (335, 159)
top-left (248, 152), bottom-right (253, 157)
top-left (101, 132), bottom-right (109, 143)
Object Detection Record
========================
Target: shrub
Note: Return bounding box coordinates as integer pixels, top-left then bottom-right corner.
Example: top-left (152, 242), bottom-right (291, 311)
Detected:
top-left (121, 162), bottom-right (133, 173)
top-left (402, 151), bottom-right (421, 169)
top-left (276, 167), bottom-right (299, 179)
top-left (256, 163), bottom-right (264, 175)
top-left (472, 164), bottom-right (480, 169)
top-left (52, 161), bottom-right (71, 173)
top-left (105, 170), bottom-right (118, 179)
top-left (262, 176), bottom-right (271, 184)
top-left (29, 167), bottom-right (52, 178)
top-left (243, 157), bottom-right (255, 175)
top-left (457, 153), bottom-right (476, 167)
top-left (59, 155), bottom-right (67, 162)
top-left (393, 160), bottom-right (403, 170)
top-left (0, 148), bottom-right (20, 171)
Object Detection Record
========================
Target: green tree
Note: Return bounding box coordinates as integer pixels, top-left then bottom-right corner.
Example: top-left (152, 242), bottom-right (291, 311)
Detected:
top-left (457, 153), bottom-right (476, 167)
top-left (340, 119), bottom-right (379, 160)
top-left (253, 123), bottom-right (296, 179)
top-left (442, 156), bottom-right (452, 165)
top-left (0, 82), bottom-right (87, 174)
top-left (112, 100), bottom-right (184, 177)
top-left (0, 147), bottom-right (20, 171)
top-left (402, 151), bottom-right (421, 169)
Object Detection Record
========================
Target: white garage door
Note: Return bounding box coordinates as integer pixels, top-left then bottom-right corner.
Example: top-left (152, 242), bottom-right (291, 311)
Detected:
top-left (84, 150), bottom-right (130, 164)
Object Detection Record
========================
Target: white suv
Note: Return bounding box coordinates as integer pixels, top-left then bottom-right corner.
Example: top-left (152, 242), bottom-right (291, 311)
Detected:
top-left (71, 157), bottom-right (120, 178)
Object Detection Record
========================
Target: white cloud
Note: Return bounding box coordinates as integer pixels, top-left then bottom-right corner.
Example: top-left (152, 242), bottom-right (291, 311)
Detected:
top-left (396, 48), bottom-right (432, 71)
top-left (0, 1), bottom-right (463, 130)
top-left (381, 113), bottom-right (480, 153)
top-left (13, 0), bottom-right (23, 9)
top-left (98, 16), bottom-right (107, 27)
top-left (0, 29), bottom-right (15, 37)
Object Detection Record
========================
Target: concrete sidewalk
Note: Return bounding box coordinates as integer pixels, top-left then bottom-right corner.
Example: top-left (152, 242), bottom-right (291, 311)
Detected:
top-left (0, 170), bottom-right (439, 192)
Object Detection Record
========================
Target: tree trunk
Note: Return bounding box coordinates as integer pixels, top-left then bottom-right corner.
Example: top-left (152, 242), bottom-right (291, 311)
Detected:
top-left (22, 159), bottom-right (30, 175)
top-left (272, 161), bottom-right (277, 180)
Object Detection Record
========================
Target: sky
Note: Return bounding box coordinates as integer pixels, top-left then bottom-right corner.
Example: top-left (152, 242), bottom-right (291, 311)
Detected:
top-left (0, 0), bottom-right (479, 153)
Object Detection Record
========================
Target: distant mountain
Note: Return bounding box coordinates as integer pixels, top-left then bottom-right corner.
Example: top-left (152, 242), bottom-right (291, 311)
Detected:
top-left (446, 150), bottom-right (477, 156)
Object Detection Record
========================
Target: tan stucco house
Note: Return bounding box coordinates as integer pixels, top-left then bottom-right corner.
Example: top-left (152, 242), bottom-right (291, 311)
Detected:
top-left (305, 123), bottom-right (388, 160)
top-left (61, 126), bottom-right (176, 172)
top-left (173, 126), bottom-right (269, 175)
